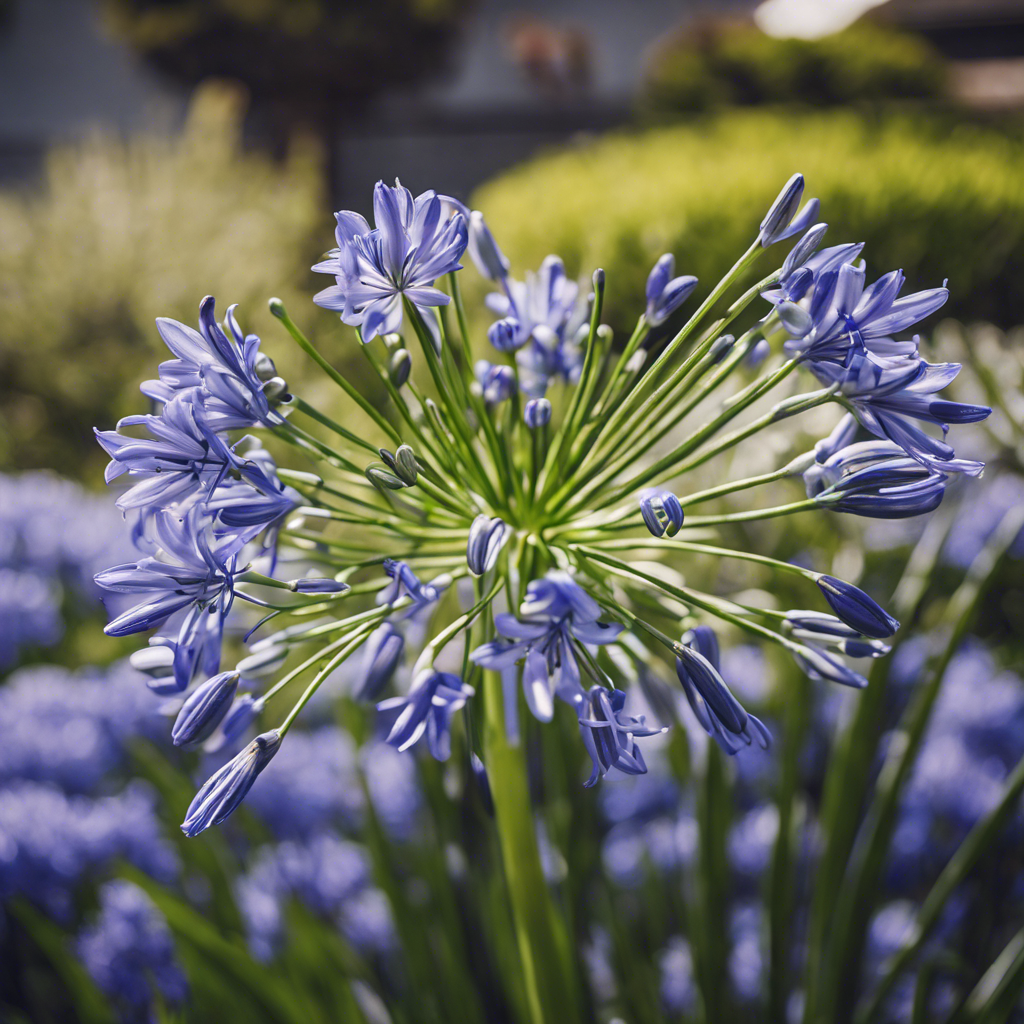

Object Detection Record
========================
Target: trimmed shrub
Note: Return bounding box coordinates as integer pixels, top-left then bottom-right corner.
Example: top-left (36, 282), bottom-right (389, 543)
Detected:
top-left (472, 108), bottom-right (1024, 334)
top-left (641, 20), bottom-right (946, 115)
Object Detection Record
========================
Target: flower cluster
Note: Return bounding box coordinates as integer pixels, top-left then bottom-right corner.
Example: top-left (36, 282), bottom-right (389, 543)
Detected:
top-left (94, 174), bottom-right (988, 835)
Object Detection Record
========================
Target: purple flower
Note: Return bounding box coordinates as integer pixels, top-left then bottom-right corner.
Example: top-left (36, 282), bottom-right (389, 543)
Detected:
top-left (141, 296), bottom-right (274, 429)
top-left (471, 571), bottom-right (623, 722)
top-left (815, 352), bottom-right (989, 477)
top-left (486, 255), bottom-right (588, 397)
top-left (352, 623), bottom-right (405, 702)
top-left (181, 729), bottom-right (282, 836)
top-left (639, 489), bottom-right (685, 538)
top-left (805, 438), bottom-right (948, 519)
top-left (94, 391), bottom-right (235, 513)
top-left (674, 626), bottom-right (771, 754)
top-left (815, 575), bottom-right (899, 639)
top-left (78, 880), bottom-right (188, 1018)
top-left (313, 180), bottom-right (468, 342)
top-left (377, 559), bottom-right (447, 618)
top-left (466, 515), bottom-right (510, 576)
top-left (645, 254), bottom-right (698, 326)
top-left (95, 508), bottom-right (244, 691)
top-left (575, 685), bottom-right (665, 787)
top-left (377, 669), bottom-right (474, 761)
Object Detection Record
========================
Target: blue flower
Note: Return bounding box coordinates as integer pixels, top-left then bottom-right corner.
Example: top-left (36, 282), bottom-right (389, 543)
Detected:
top-left (181, 729), bottom-right (282, 836)
top-left (467, 514), bottom-right (510, 576)
top-left (312, 179), bottom-right (468, 342)
top-left (95, 507), bottom-right (243, 691)
top-left (574, 685), bottom-right (665, 787)
top-left (783, 610), bottom-right (891, 659)
top-left (78, 880), bottom-right (188, 1019)
top-left (471, 571), bottom-right (624, 722)
top-left (377, 559), bottom-right (447, 618)
top-left (287, 576), bottom-right (351, 594)
top-left (0, 781), bottom-right (178, 919)
top-left (475, 360), bottom-right (517, 404)
top-left (377, 669), bottom-right (474, 761)
top-left (758, 173), bottom-right (819, 247)
top-left (645, 254), bottom-right (698, 326)
top-left (352, 622), bottom-right (405, 702)
top-left (805, 438), bottom-right (948, 519)
top-left (524, 397), bottom-right (552, 428)
top-left (815, 575), bottom-right (899, 638)
top-left (814, 352), bottom-right (989, 476)
top-left (467, 209), bottom-right (510, 281)
top-left (674, 627), bottom-right (771, 754)
top-left (762, 239), bottom-right (864, 308)
top-left (171, 670), bottom-right (240, 749)
top-left (639, 489), bottom-right (685, 538)
top-left (94, 391), bottom-right (236, 513)
top-left (782, 262), bottom-right (948, 364)
top-left (142, 296), bottom-right (274, 429)
top-left (487, 255), bottom-right (588, 397)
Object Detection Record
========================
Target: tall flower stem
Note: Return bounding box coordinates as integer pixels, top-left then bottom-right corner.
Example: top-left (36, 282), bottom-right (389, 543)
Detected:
top-left (482, 667), bottom-right (581, 1024)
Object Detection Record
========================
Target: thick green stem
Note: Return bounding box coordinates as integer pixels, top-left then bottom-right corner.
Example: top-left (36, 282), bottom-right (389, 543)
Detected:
top-left (482, 668), bottom-right (580, 1024)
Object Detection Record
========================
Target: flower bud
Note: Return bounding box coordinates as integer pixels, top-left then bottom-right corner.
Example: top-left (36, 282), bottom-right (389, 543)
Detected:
top-left (181, 729), bottom-right (281, 836)
top-left (759, 173), bottom-right (805, 247)
top-left (639, 490), bottom-right (685, 538)
top-left (395, 445), bottom-right (419, 486)
top-left (288, 576), bottom-right (351, 594)
top-left (524, 398), bottom-right (551, 428)
top-left (366, 464), bottom-right (407, 491)
top-left (262, 376), bottom-right (290, 402)
top-left (488, 317), bottom-right (521, 353)
top-left (253, 352), bottom-right (278, 382)
top-left (816, 575), bottom-right (899, 639)
top-left (172, 671), bottom-right (240, 748)
top-left (353, 623), bottom-right (405, 702)
top-left (467, 515), bottom-right (510, 576)
top-left (467, 210), bottom-right (510, 281)
top-left (388, 348), bottom-right (412, 388)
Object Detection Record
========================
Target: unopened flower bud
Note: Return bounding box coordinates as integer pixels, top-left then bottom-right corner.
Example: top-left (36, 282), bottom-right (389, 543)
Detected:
top-left (263, 376), bottom-right (290, 402)
top-left (367, 464), bottom-right (407, 490)
top-left (467, 211), bottom-right (510, 281)
top-left (172, 671), bottom-right (240, 749)
top-left (524, 398), bottom-right (551, 429)
top-left (288, 577), bottom-right (351, 595)
top-left (253, 352), bottom-right (278, 382)
top-left (388, 348), bottom-right (412, 388)
top-left (394, 445), bottom-right (418, 486)
top-left (467, 515), bottom-right (510, 576)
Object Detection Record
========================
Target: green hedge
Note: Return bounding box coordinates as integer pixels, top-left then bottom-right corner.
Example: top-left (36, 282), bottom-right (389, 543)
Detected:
top-left (472, 108), bottom-right (1024, 334)
top-left (640, 20), bottom-right (946, 114)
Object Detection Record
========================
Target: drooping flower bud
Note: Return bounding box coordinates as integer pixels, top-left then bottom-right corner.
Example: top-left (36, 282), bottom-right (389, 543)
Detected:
top-left (353, 623), bottom-right (405, 702)
top-left (488, 318), bottom-right (521, 353)
top-left (815, 575), bottom-right (899, 639)
top-left (181, 730), bottom-right (281, 836)
top-left (467, 210), bottom-right (510, 281)
top-left (287, 576), bottom-right (351, 595)
top-left (172, 671), bottom-right (240, 749)
top-left (388, 348), bottom-right (412, 388)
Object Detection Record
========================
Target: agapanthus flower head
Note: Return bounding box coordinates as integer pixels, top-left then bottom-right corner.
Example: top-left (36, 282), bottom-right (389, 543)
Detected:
top-left (645, 254), bottom-right (698, 327)
top-left (675, 627), bottom-right (771, 755)
top-left (575, 685), bottom-right (666, 787)
top-left (94, 172), bottom-right (990, 828)
top-left (313, 179), bottom-right (468, 342)
top-left (377, 669), bottom-right (474, 761)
